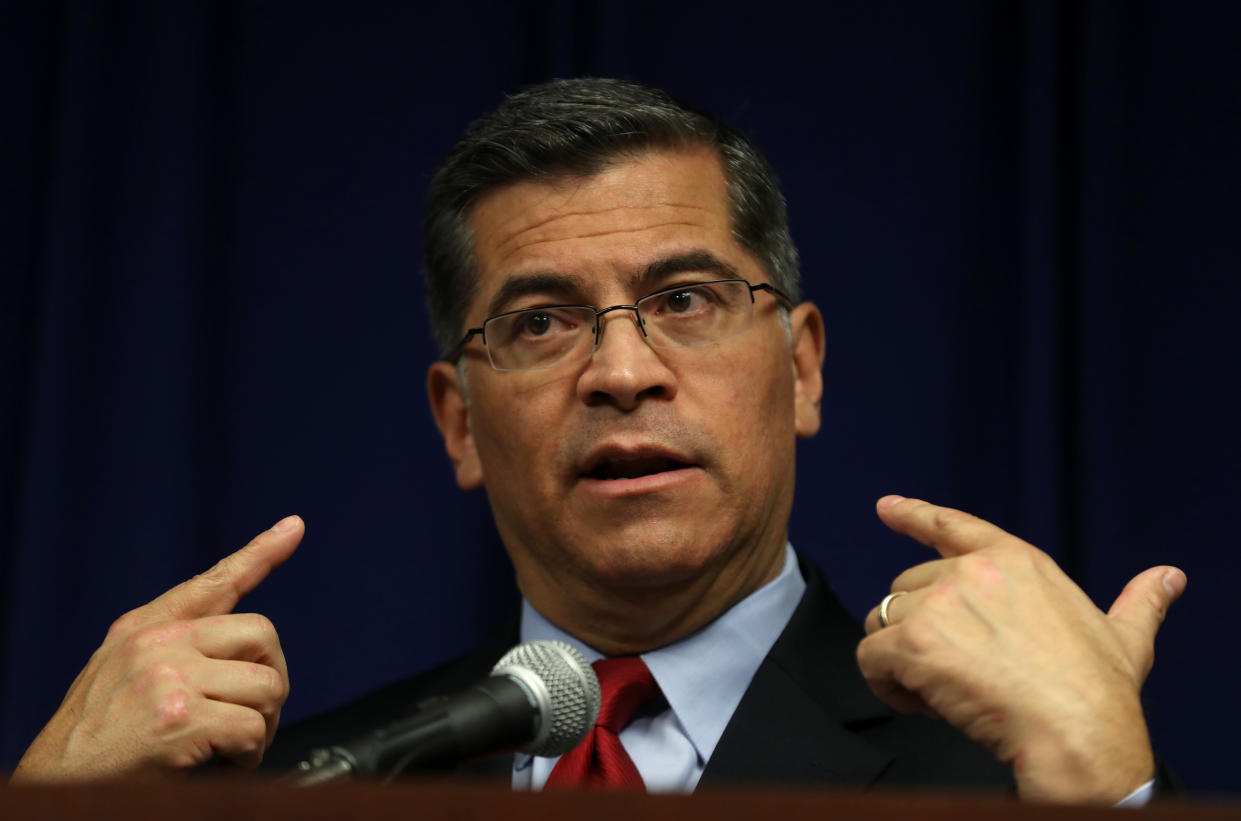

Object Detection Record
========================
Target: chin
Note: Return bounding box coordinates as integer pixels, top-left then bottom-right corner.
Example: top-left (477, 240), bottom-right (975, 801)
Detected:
top-left (575, 530), bottom-right (735, 591)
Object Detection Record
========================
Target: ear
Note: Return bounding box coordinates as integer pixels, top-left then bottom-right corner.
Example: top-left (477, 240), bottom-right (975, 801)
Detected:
top-left (427, 361), bottom-right (484, 489)
top-left (789, 301), bottom-right (826, 438)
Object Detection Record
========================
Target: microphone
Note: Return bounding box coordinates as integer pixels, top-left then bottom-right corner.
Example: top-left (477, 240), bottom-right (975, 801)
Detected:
top-left (289, 640), bottom-right (601, 785)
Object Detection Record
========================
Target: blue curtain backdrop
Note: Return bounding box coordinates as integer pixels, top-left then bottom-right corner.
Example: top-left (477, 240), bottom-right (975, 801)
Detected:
top-left (2, 0), bottom-right (1238, 794)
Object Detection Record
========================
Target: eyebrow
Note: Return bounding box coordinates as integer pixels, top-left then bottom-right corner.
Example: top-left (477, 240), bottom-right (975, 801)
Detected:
top-left (486, 272), bottom-right (588, 317)
top-left (630, 251), bottom-right (742, 293)
top-left (484, 250), bottom-right (744, 317)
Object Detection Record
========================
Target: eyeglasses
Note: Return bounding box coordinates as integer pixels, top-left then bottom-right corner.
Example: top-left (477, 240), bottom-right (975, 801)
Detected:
top-left (446, 278), bottom-right (794, 372)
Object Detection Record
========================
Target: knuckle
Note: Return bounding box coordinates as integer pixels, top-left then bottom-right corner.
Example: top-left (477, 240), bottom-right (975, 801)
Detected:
top-left (996, 539), bottom-right (1052, 577)
top-left (106, 611), bottom-right (143, 638)
top-left (243, 612), bottom-right (277, 639)
top-left (1140, 589), bottom-right (1168, 622)
top-left (957, 552), bottom-right (997, 579)
top-left (142, 661), bottom-right (188, 687)
top-left (931, 506), bottom-right (970, 532)
top-left (898, 617), bottom-right (936, 654)
top-left (1013, 549), bottom-right (1043, 577)
top-left (126, 621), bottom-right (192, 655)
top-left (899, 662), bottom-right (936, 696)
top-left (855, 637), bottom-right (876, 668)
top-left (255, 664), bottom-right (287, 702)
top-left (956, 552), bottom-right (983, 572)
top-left (161, 743), bottom-right (211, 770)
top-left (154, 690), bottom-right (193, 731)
top-left (1028, 545), bottom-right (1058, 574)
top-left (121, 627), bottom-right (155, 657)
top-left (190, 564), bottom-right (232, 596)
top-left (241, 710), bottom-right (267, 748)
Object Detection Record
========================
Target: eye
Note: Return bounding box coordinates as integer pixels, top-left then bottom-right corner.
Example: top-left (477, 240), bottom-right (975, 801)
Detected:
top-left (648, 284), bottom-right (717, 317)
top-left (666, 290), bottom-right (700, 313)
top-left (520, 312), bottom-right (553, 336)
top-left (499, 307), bottom-right (584, 343)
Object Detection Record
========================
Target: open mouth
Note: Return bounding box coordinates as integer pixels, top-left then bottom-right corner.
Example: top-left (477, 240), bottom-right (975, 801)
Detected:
top-left (585, 454), bottom-right (693, 481)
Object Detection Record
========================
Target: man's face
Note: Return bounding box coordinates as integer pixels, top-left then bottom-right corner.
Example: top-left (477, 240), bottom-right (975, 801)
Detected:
top-left (429, 147), bottom-right (823, 645)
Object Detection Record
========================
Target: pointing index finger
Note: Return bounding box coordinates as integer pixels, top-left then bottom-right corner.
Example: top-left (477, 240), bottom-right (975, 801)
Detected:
top-left (131, 515), bottom-right (304, 625)
top-left (875, 496), bottom-right (1013, 558)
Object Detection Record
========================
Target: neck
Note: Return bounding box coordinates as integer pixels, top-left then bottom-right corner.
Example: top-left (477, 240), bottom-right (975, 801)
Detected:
top-left (515, 537), bottom-right (788, 656)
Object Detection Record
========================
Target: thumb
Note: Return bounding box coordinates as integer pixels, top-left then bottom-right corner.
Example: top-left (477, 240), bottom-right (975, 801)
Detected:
top-left (132, 515), bottom-right (304, 625)
top-left (1107, 565), bottom-right (1186, 667)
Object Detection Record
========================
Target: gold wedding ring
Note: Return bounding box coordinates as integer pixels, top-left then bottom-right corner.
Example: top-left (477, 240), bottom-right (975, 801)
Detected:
top-left (878, 591), bottom-right (908, 629)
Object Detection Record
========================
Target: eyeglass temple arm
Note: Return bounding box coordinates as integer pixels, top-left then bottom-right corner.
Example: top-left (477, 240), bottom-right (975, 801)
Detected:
top-left (445, 327), bottom-right (484, 364)
top-left (751, 282), bottom-right (795, 308)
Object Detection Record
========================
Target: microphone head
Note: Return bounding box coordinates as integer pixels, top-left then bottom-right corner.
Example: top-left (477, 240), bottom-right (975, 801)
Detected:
top-left (491, 640), bottom-right (600, 757)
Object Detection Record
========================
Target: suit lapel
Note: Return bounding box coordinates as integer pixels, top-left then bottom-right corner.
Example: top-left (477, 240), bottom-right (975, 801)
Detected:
top-left (699, 556), bottom-right (897, 788)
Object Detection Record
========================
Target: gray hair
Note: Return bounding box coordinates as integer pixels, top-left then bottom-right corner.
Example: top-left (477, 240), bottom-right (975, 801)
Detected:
top-left (423, 77), bottom-right (801, 358)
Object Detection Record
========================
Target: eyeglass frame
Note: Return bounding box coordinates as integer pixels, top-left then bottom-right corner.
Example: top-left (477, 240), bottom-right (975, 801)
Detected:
top-left (444, 277), bottom-right (796, 371)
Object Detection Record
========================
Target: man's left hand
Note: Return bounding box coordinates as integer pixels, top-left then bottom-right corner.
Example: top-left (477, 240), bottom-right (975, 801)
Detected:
top-left (856, 495), bottom-right (1186, 804)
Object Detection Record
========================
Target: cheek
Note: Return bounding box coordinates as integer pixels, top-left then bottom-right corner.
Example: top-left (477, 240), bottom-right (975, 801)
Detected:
top-left (471, 374), bottom-right (575, 486)
top-left (730, 358), bottom-right (799, 491)
top-left (710, 347), bottom-right (795, 439)
top-left (684, 352), bottom-right (792, 489)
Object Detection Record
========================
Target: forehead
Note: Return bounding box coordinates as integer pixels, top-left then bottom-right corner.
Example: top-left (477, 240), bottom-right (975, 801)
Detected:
top-left (465, 148), bottom-right (752, 312)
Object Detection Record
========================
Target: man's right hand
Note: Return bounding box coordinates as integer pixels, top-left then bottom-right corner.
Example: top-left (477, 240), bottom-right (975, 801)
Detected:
top-left (10, 516), bottom-right (303, 783)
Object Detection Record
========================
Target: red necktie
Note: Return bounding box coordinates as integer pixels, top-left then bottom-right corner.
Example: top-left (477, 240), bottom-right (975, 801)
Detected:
top-left (544, 656), bottom-right (660, 790)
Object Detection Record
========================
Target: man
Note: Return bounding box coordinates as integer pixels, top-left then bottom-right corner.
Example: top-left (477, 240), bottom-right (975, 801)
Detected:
top-left (11, 79), bottom-right (1185, 803)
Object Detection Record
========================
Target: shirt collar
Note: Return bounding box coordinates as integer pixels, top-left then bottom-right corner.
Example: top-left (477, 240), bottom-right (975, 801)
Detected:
top-left (518, 544), bottom-right (805, 766)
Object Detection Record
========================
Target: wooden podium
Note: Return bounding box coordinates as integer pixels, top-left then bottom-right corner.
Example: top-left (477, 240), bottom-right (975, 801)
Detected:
top-left (2, 779), bottom-right (1239, 820)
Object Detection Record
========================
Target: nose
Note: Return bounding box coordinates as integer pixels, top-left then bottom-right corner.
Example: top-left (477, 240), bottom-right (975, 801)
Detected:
top-left (575, 309), bottom-right (677, 410)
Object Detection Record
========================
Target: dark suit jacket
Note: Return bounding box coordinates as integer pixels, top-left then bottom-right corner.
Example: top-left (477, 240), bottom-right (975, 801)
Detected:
top-left (262, 555), bottom-right (1010, 791)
